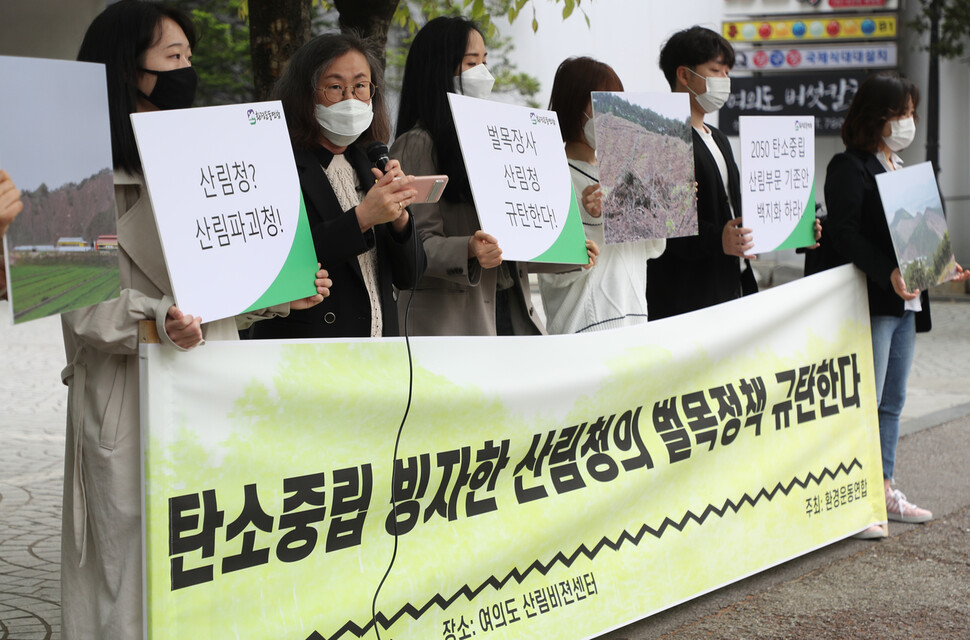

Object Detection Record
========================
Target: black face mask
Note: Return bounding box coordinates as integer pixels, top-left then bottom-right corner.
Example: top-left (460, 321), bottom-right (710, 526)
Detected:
top-left (139, 66), bottom-right (198, 110)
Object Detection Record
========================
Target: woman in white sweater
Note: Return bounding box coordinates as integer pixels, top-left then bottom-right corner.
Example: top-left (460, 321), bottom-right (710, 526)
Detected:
top-left (539, 57), bottom-right (666, 334)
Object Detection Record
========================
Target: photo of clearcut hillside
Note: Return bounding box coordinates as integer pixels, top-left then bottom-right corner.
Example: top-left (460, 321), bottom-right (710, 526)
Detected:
top-left (592, 92), bottom-right (697, 245)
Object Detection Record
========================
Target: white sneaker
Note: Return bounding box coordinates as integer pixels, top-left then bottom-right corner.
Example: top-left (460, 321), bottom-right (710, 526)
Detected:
top-left (853, 523), bottom-right (887, 540)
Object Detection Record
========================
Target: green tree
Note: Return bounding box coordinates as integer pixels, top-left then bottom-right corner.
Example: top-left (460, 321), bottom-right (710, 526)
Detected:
top-left (245, 0), bottom-right (591, 100)
top-left (909, 0), bottom-right (970, 60)
top-left (906, 1), bottom-right (970, 174)
top-left (189, 0), bottom-right (254, 106)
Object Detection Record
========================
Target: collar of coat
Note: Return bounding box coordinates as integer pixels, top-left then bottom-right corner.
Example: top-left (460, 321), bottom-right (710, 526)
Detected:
top-left (113, 168), bottom-right (173, 295)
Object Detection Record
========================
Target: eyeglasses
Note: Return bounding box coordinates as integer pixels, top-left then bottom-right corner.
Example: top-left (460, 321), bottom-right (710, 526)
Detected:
top-left (317, 81), bottom-right (377, 103)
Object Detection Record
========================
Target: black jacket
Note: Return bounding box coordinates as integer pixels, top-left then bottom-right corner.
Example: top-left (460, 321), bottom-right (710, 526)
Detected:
top-left (252, 143), bottom-right (427, 339)
top-left (647, 124), bottom-right (757, 320)
top-left (822, 147), bottom-right (930, 330)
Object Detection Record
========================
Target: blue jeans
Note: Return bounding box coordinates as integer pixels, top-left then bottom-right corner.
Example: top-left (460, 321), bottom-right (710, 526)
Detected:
top-left (869, 312), bottom-right (916, 480)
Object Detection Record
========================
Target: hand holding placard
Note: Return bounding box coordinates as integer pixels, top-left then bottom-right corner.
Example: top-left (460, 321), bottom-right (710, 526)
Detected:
top-left (468, 229), bottom-right (503, 269)
top-left (580, 183), bottom-right (603, 219)
top-left (289, 266), bottom-right (332, 310)
top-left (722, 218), bottom-right (756, 259)
top-left (0, 170), bottom-right (23, 240)
top-left (164, 306), bottom-right (203, 349)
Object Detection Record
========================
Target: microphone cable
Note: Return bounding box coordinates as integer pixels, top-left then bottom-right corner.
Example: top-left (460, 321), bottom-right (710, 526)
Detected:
top-left (370, 144), bottom-right (419, 640)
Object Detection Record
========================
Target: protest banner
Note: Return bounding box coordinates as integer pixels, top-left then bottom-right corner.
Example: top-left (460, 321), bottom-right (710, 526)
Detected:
top-left (739, 115), bottom-right (817, 254)
top-left (447, 93), bottom-right (588, 264)
top-left (141, 264), bottom-right (884, 639)
top-left (0, 55), bottom-right (120, 323)
top-left (875, 161), bottom-right (959, 291)
top-left (590, 92), bottom-right (697, 243)
top-left (131, 101), bottom-right (318, 322)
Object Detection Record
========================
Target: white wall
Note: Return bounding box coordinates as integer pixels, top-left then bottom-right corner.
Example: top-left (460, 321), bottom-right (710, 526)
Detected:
top-left (0, 0), bottom-right (105, 60)
top-left (504, 1), bottom-right (725, 104)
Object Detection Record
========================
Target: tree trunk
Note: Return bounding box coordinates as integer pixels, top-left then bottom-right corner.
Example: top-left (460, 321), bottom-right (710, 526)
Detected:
top-left (333, 0), bottom-right (399, 79)
top-left (248, 0), bottom-right (312, 100)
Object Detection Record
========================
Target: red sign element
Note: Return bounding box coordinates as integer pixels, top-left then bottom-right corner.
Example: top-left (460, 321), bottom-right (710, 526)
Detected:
top-left (753, 50), bottom-right (769, 68)
top-left (829, 0), bottom-right (886, 7)
top-left (826, 20), bottom-right (841, 36)
top-left (759, 22), bottom-right (772, 39)
top-left (786, 49), bottom-right (802, 67)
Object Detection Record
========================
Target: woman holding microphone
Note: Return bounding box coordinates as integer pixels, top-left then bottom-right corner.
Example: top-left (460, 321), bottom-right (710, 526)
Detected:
top-left (251, 32), bottom-right (426, 339)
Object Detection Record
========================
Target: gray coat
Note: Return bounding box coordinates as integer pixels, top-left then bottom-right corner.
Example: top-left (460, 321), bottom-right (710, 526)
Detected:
top-left (390, 127), bottom-right (553, 336)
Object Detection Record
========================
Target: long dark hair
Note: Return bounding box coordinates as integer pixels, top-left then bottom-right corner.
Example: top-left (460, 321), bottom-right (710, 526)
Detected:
top-left (77, 0), bottom-right (196, 174)
top-left (549, 57), bottom-right (623, 144)
top-left (841, 72), bottom-right (919, 153)
top-left (396, 16), bottom-right (482, 203)
top-left (273, 32), bottom-right (390, 152)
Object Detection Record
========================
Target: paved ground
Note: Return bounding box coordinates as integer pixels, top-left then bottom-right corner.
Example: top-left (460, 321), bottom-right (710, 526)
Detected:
top-left (1, 298), bottom-right (969, 640)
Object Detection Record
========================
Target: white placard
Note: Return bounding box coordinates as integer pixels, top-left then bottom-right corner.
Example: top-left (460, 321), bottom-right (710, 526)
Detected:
top-left (739, 115), bottom-right (817, 254)
top-left (446, 93), bottom-right (587, 264)
top-left (131, 102), bottom-right (317, 321)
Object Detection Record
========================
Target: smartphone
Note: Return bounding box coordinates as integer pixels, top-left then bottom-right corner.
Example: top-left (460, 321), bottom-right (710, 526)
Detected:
top-left (410, 175), bottom-right (449, 204)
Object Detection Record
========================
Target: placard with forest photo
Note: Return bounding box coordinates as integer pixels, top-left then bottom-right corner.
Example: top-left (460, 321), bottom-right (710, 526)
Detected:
top-left (0, 55), bottom-right (120, 324)
top-left (875, 161), bottom-right (957, 292)
top-left (591, 91), bottom-right (698, 245)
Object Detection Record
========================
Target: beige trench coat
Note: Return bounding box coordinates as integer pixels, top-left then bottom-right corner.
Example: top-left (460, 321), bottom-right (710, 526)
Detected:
top-left (59, 170), bottom-right (287, 639)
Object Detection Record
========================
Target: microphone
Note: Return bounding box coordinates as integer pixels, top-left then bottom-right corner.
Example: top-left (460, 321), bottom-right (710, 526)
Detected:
top-left (366, 141), bottom-right (391, 173)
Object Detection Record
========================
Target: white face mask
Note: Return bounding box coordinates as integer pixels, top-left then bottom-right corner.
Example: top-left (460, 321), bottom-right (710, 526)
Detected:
top-left (583, 114), bottom-right (596, 149)
top-left (453, 63), bottom-right (495, 100)
top-left (314, 99), bottom-right (374, 147)
top-left (686, 67), bottom-right (731, 114)
top-left (884, 116), bottom-right (916, 152)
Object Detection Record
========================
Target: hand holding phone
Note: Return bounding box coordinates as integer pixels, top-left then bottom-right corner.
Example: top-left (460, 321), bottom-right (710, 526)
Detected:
top-left (409, 175), bottom-right (449, 204)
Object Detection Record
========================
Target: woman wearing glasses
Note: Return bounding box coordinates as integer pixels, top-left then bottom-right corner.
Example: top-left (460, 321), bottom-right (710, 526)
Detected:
top-left (252, 33), bottom-right (426, 339)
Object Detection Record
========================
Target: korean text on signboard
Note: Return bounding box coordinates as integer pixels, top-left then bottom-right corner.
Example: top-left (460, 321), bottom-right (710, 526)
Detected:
top-left (720, 73), bottom-right (865, 136)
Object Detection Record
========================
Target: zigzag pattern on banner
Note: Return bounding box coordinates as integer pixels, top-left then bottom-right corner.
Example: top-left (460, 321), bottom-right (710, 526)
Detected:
top-left (312, 459), bottom-right (863, 640)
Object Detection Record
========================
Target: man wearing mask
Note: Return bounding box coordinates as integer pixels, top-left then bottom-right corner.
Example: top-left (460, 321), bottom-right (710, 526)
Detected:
top-left (646, 26), bottom-right (758, 321)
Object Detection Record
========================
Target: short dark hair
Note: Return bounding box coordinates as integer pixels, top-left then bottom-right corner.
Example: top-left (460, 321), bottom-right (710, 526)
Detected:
top-left (273, 32), bottom-right (390, 151)
top-left (77, 0), bottom-right (197, 175)
top-left (548, 57), bottom-right (623, 144)
top-left (658, 26), bottom-right (735, 90)
top-left (841, 72), bottom-right (919, 153)
top-left (396, 16), bottom-right (483, 203)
